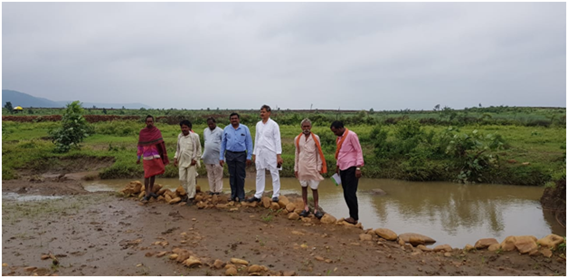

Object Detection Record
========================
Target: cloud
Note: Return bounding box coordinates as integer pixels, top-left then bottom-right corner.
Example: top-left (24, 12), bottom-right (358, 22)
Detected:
top-left (2, 2), bottom-right (565, 110)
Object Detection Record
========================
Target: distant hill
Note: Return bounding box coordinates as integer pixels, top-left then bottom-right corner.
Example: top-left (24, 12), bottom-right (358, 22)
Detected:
top-left (2, 90), bottom-right (63, 108)
top-left (55, 101), bottom-right (152, 109)
top-left (2, 90), bottom-right (152, 109)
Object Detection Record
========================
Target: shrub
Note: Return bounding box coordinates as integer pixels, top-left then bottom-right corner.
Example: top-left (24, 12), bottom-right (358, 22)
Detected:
top-left (49, 101), bottom-right (92, 153)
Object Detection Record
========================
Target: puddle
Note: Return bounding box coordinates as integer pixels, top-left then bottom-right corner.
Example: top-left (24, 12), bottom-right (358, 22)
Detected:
top-left (83, 177), bottom-right (564, 247)
top-left (2, 192), bottom-right (64, 202)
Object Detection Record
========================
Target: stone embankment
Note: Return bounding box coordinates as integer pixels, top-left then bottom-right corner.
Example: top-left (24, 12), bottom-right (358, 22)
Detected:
top-left (120, 180), bottom-right (565, 275)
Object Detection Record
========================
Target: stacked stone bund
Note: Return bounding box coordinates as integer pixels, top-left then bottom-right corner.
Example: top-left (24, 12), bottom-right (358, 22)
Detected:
top-left (120, 181), bottom-right (565, 259)
top-left (120, 180), bottom-right (191, 204)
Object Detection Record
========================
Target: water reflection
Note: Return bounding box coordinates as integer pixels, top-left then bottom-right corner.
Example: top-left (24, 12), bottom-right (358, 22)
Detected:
top-left (83, 177), bottom-right (564, 247)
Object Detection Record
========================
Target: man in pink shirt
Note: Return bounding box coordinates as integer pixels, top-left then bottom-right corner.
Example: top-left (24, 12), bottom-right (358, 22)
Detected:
top-left (330, 121), bottom-right (364, 225)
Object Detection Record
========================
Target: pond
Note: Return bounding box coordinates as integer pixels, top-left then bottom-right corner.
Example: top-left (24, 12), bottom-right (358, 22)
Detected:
top-left (83, 177), bottom-right (565, 247)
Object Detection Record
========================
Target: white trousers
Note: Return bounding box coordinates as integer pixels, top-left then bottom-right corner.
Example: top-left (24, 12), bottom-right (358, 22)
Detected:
top-left (180, 166), bottom-right (197, 199)
top-left (254, 167), bottom-right (280, 199)
top-left (205, 164), bottom-right (224, 193)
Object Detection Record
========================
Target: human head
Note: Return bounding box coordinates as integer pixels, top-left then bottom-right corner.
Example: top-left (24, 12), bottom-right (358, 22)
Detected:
top-left (180, 120), bottom-right (192, 135)
top-left (229, 112), bottom-right (240, 127)
top-left (145, 115), bottom-right (154, 128)
top-left (206, 117), bottom-right (217, 130)
top-left (301, 118), bottom-right (312, 135)
top-left (330, 121), bottom-right (345, 137)
top-left (260, 104), bottom-right (271, 121)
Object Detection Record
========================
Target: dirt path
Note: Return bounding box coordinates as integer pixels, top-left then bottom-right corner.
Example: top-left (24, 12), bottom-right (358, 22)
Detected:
top-left (1, 180), bottom-right (566, 276)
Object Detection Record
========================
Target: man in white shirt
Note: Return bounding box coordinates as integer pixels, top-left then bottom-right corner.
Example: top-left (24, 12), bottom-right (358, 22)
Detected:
top-left (174, 120), bottom-right (201, 205)
top-left (247, 105), bottom-right (283, 203)
top-left (202, 117), bottom-right (224, 195)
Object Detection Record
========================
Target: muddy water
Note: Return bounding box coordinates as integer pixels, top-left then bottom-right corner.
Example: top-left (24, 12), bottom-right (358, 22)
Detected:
top-left (83, 177), bottom-right (564, 247)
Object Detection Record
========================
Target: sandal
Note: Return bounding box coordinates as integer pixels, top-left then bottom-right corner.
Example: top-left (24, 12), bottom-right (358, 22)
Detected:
top-left (314, 211), bottom-right (324, 219)
top-left (344, 217), bottom-right (358, 225)
top-left (299, 210), bottom-right (310, 217)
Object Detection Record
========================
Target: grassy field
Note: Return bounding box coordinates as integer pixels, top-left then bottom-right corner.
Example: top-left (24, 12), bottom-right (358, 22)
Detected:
top-left (2, 111), bottom-right (565, 186)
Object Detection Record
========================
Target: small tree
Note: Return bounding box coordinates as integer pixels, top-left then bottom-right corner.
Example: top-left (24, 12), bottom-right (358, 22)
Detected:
top-left (4, 101), bottom-right (13, 113)
top-left (434, 104), bottom-right (440, 111)
top-left (49, 101), bottom-right (91, 153)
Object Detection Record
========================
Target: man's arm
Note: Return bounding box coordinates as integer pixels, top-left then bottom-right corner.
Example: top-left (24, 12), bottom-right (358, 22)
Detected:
top-left (293, 135), bottom-right (299, 178)
top-left (174, 134), bottom-right (181, 167)
top-left (314, 135), bottom-right (322, 172)
top-left (351, 133), bottom-right (364, 167)
top-left (246, 126), bottom-right (254, 160)
top-left (274, 122), bottom-right (283, 166)
top-left (219, 129), bottom-right (227, 161)
top-left (252, 123), bottom-right (258, 157)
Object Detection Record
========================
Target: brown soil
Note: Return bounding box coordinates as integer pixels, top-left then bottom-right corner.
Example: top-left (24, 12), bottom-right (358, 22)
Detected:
top-left (541, 179), bottom-right (566, 228)
top-left (2, 179), bottom-right (566, 276)
top-left (16, 156), bottom-right (114, 180)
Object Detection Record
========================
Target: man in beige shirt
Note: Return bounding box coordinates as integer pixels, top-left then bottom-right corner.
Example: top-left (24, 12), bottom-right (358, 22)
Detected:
top-left (294, 118), bottom-right (327, 219)
top-left (174, 120), bottom-right (201, 205)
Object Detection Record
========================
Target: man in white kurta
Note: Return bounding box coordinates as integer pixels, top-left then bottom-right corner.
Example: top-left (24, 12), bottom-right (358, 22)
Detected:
top-left (174, 120), bottom-right (201, 203)
top-left (248, 105), bottom-right (283, 203)
top-left (202, 118), bottom-right (224, 195)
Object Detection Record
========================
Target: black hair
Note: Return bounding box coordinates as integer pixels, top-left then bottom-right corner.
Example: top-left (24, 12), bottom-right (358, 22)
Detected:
top-left (146, 115), bottom-right (154, 121)
top-left (260, 105), bottom-right (271, 112)
top-left (229, 112), bottom-right (240, 119)
top-left (330, 121), bottom-right (344, 129)
top-left (180, 120), bottom-right (192, 128)
top-left (206, 117), bottom-right (216, 123)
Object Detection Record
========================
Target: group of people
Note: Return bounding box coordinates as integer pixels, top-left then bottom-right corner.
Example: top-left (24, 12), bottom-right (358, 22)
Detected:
top-left (136, 105), bottom-right (364, 224)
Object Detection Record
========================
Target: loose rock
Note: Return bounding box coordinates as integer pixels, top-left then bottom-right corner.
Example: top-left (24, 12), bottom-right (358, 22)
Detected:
top-left (374, 228), bottom-right (397, 241)
top-left (291, 230), bottom-right (305, 236)
top-left (433, 244), bottom-right (452, 252)
top-left (540, 247), bottom-right (553, 258)
top-left (319, 214), bottom-right (336, 224)
top-left (225, 267), bottom-right (238, 276)
top-left (285, 203), bottom-right (296, 212)
top-left (156, 251), bottom-right (167, 258)
top-left (500, 236), bottom-right (517, 252)
top-left (398, 233), bottom-right (436, 246)
top-left (488, 243), bottom-right (500, 252)
top-left (213, 259), bottom-right (225, 269)
top-left (514, 236), bottom-right (538, 254)
top-left (537, 234), bottom-right (565, 249)
top-left (230, 258), bottom-right (249, 265)
top-left (417, 245), bottom-right (432, 252)
top-left (176, 185), bottom-right (187, 196)
top-left (474, 238), bottom-right (499, 249)
top-left (262, 197), bottom-right (271, 208)
top-left (277, 195), bottom-right (290, 208)
top-left (270, 203), bottom-right (280, 210)
top-left (248, 265), bottom-right (266, 273)
top-left (359, 234), bottom-right (373, 241)
top-left (288, 212), bottom-right (300, 220)
top-left (183, 256), bottom-right (202, 267)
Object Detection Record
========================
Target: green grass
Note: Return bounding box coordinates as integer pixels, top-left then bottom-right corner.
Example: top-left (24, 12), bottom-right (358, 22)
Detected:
top-left (2, 107), bottom-right (565, 185)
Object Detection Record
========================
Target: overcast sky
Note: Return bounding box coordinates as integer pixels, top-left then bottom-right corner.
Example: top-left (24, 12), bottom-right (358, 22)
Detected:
top-left (2, 2), bottom-right (566, 110)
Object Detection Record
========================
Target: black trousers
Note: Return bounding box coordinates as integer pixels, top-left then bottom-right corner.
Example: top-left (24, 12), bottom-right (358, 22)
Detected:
top-left (226, 151), bottom-right (246, 200)
top-left (340, 166), bottom-right (359, 221)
